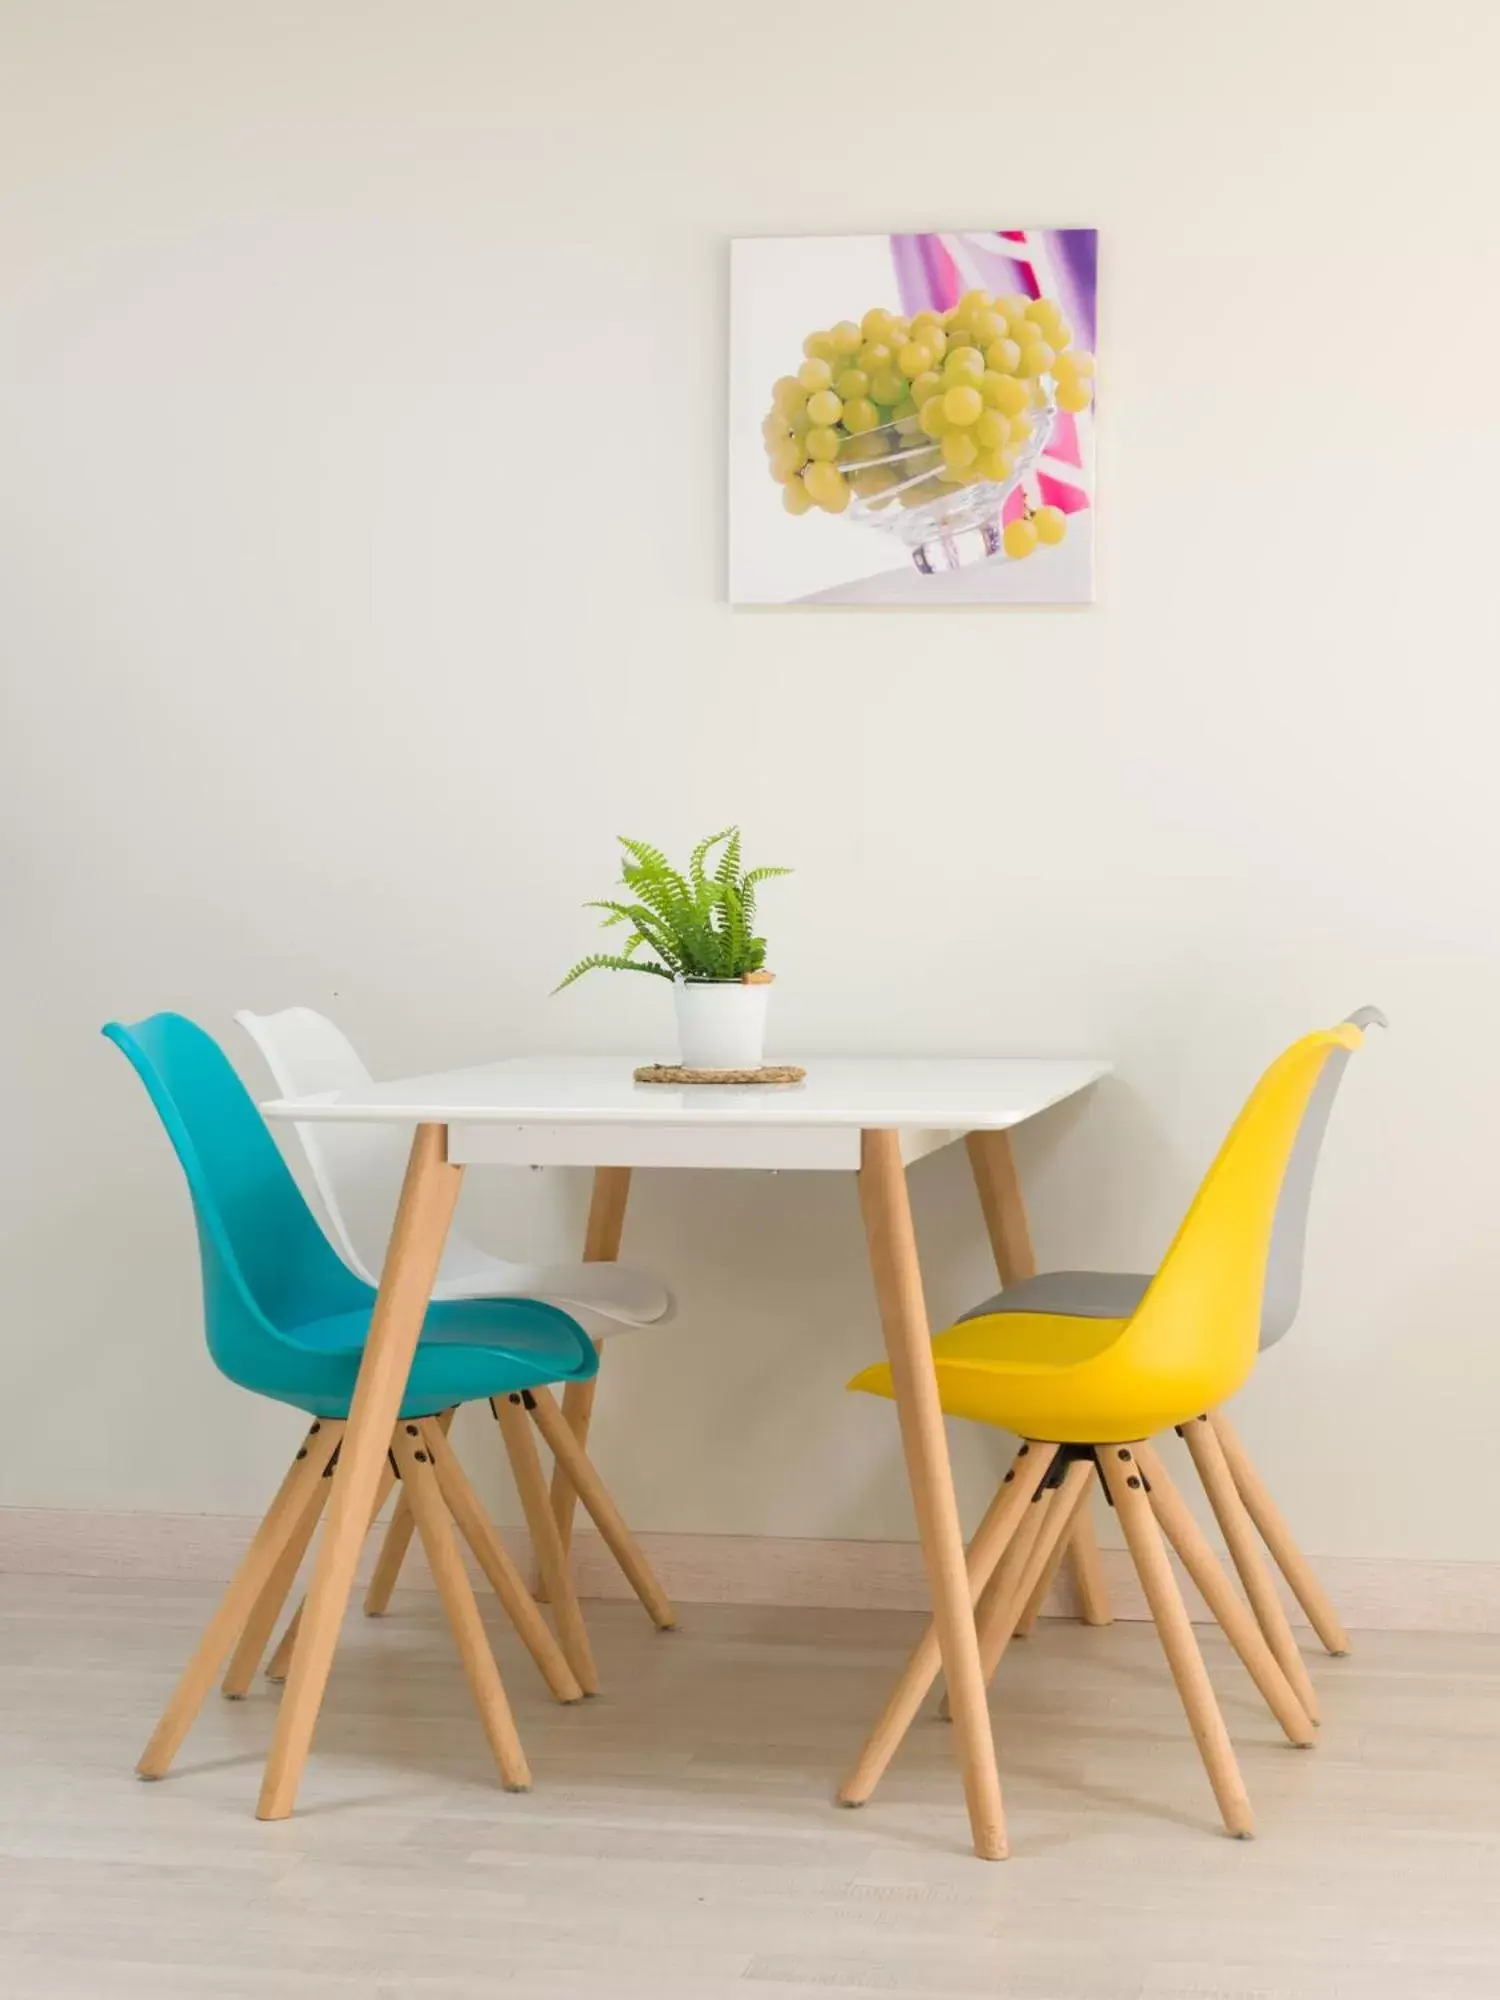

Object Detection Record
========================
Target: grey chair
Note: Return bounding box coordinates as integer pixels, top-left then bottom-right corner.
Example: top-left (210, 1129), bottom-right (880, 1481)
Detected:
top-left (961, 1008), bottom-right (1385, 1713)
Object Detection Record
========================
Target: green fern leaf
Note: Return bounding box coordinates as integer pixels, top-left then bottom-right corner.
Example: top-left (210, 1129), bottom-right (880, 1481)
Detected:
top-left (714, 827), bottom-right (743, 894)
top-left (720, 882), bottom-right (748, 971)
top-left (619, 860), bottom-right (696, 938)
top-left (552, 953), bottom-right (675, 994)
top-left (618, 838), bottom-right (691, 903)
top-left (689, 827), bottom-right (736, 903)
top-left (739, 864), bottom-right (791, 929)
top-left (557, 827), bottom-right (791, 996)
top-left (585, 899), bottom-right (682, 973)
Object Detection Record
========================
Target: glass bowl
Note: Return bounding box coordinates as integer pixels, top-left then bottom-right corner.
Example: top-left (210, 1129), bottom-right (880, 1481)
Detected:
top-left (840, 385), bottom-right (1057, 574)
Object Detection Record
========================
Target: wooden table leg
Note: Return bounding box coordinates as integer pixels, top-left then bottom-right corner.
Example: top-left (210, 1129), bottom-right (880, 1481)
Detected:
top-left (964, 1128), bottom-right (1113, 1627)
top-left (859, 1128), bottom-right (1007, 1861)
top-left (965, 1128), bottom-right (1035, 1286)
top-left (546, 1166), bottom-right (632, 1566)
top-left (256, 1123), bottom-right (462, 1821)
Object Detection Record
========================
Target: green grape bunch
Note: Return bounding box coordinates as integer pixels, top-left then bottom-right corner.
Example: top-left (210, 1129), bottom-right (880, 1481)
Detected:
top-left (761, 289), bottom-right (1094, 546)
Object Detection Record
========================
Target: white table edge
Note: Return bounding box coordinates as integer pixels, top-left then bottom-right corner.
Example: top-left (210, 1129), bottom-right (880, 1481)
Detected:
top-left (261, 1061), bottom-right (1110, 1171)
top-left (259, 1057), bottom-right (1114, 1136)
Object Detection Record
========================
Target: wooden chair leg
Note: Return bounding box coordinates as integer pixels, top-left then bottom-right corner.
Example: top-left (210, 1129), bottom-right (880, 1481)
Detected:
top-left (1063, 1507), bottom-right (1115, 1626)
top-left (491, 1394), bottom-right (598, 1693)
top-left (1017, 1473), bottom-right (1097, 1639)
top-left (1180, 1418), bottom-right (1320, 1723)
top-left (1097, 1443), bottom-right (1254, 1839)
top-left (838, 1441), bottom-right (1058, 1807)
top-left (974, 1461), bottom-right (1094, 1685)
top-left (939, 1481), bottom-right (1050, 1719)
top-left (527, 1385), bottom-right (676, 1630)
top-left (363, 1496), bottom-right (416, 1616)
top-left (1012, 1488), bottom-right (1056, 1640)
top-left (545, 1166), bottom-right (632, 1579)
top-left (389, 1427), bottom-right (531, 1790)
top-left (1210, 1410), bottom-right (1351, 1656)
top-left (267, 1448), bottom-right (408, 1680)
top-left (223, 1457), bottom-right (334, 1698)
top-left (138, 1421), bottom-right (342, 1780)
top-left (981, 1489), bottom-right (1049, 1624)
top-left (365, 1408), bottom-right (455, 1616)
top-left (416, 1418), bottom-right (582, 1703)
top-left (264, 1600), bottom-right (302, 1680)
top-left (264, 1602), bottom-right (301, 1685)
top-left (1133, 1441), bottom-right (1315, 1745)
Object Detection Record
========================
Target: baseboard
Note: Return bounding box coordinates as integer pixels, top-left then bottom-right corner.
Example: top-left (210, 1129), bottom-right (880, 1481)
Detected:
top-left (4, 1505), bottom-right (1498, 1633)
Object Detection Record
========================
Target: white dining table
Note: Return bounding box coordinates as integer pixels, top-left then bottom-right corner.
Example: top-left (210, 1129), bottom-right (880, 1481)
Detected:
top-left (254, 1052), bottom-right (1111, 1857)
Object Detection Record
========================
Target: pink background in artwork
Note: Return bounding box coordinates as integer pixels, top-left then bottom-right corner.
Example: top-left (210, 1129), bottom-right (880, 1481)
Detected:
top-left (889, 228), bottom-right (1096, 526)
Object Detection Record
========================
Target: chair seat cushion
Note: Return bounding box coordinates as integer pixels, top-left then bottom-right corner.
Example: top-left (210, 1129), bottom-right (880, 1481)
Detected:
top-left (431, 1248), bottom-right (674, 1328)
top-left (253, 1296), bottom-right (597, 1419)
top-left (850, 1306), bottom-right (1130, 1416)
top-left (847, 1257), bottom-right (1237, 1440)
top-left (959, 1269), bottom-right (1152, 1323)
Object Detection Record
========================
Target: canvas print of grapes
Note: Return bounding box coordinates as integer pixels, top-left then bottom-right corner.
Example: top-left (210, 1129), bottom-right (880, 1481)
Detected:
top-left (728, 229), bottom-right (1096, 607)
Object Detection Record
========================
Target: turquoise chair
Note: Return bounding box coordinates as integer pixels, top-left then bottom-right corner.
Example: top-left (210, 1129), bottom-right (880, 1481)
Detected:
top-left (106, 1012), bottom-right (600, 1802)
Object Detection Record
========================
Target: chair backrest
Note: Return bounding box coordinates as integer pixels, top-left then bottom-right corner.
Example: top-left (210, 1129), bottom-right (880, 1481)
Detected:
top-left (1113, 1022), bottom-right (1368, 1411)
top-left (233, 1006), bottom-right (398, 1286)
top-left (1260, 1004), bottom-right (1386, 1347)
top-left (237, 1008), bottom-right (678, 1328)
top-left (103, 1014), bottom-right (370, 1385)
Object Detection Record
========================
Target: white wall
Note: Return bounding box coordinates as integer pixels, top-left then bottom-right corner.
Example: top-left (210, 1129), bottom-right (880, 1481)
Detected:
top-left (3, 0), bottom-right (1498, 1564)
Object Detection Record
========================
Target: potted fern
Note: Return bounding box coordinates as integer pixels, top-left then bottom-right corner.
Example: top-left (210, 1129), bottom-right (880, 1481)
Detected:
top-left (556, 828), bottom-right (791, 1069)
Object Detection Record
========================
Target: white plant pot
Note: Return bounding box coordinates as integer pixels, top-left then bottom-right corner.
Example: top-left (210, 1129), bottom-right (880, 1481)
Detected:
top-left (673, 979), bottom-right (770, 1070)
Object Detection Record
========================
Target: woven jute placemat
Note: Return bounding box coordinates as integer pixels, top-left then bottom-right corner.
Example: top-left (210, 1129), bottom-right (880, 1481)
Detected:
top-left (633, 1063), bottom-right (807, 1087)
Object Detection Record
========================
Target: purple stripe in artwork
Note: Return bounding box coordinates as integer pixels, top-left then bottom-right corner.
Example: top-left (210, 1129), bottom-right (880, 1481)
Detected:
top-left (890, 234), bottom-right (960, 315)
top-left (962, 238), bottom-right (1036, 301)
top-left (891, 229), bottom-right (1096, 342)
top-left (1049, 230), bottom-right (1098, 349)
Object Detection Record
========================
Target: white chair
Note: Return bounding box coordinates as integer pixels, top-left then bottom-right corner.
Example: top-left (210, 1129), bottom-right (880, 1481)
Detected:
top-left (234, 1006), bottom-right (673, 1327)
top-left (235, 1006), bottom-right (678, 1644)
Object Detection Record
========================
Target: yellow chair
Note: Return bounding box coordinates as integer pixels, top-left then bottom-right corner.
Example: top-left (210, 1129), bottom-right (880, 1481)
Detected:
top-left (842, 1023), bottom-right (1366, 1839)
top-left (951, 1004), bottom-right (1384, 1731)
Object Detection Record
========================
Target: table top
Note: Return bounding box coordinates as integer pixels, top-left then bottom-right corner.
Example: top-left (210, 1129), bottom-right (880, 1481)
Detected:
top-left (262, 1054), bottom-right (1111, 1132)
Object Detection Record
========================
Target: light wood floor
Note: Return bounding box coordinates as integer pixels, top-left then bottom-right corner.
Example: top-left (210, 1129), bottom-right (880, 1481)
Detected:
top-left (4, 1574), bottom-right (1499, 1998)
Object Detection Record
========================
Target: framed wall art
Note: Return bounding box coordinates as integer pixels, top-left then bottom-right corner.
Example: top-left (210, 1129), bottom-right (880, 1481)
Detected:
top-left (729, 229), bottom-right (1097, 607)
